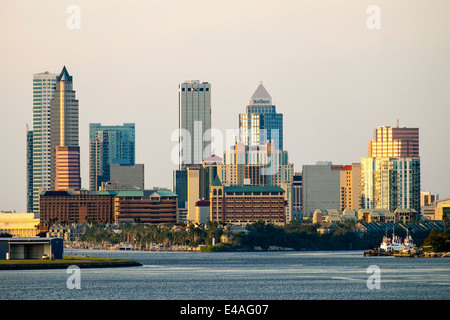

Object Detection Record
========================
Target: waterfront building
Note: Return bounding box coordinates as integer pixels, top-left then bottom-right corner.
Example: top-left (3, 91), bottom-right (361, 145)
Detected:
top-left (239, 82), bottom-right (283, 150)
top-left (114, 190), bottom-right (178, 224)
top-left (368, 126), bottom-right (419, 158)
top-left (209, 176), bottom-right (286, 226)
top-left (50, 66), bottom-right (80, 190)
top-left (340, 163), bottom-right (361, 211)
top-left (39, 190), bottom-right (116, 232)
top-left (0, 212), bottom-right (40, 237)
top-left (89, 123), bottom-right (135, 190)
top-left (302, 162), bottom-right (343, 218)
top-left (360, 157), bottom-right (421, 213)
top-left (178, 80), bottom-right (211, 166)
top-left (0, 237), bottom-right (63, 260)
top-left (31, 71), bottom-right (57, 213)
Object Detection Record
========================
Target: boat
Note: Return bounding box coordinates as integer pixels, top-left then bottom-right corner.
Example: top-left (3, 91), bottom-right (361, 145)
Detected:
top-left (379, 228), bottom-right (418, 254)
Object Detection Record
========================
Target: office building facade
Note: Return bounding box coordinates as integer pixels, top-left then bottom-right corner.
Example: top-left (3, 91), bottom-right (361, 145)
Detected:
top-left (178, 80), bottom-right (211, 166)
top-left (302, 162), bottom-right (343, 217)
top-left (54, 146), bottom-right (81, 191)
top-left (89, 123), bottom-right (135, 190)
top-left (31, 71), bottom-right (57, 213)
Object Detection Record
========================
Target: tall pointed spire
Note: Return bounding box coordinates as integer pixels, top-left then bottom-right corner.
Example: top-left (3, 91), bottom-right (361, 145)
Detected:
top-left (57, 66), bottom-right (72, 81)
top-left (250, 81), bottom-right (272, 104)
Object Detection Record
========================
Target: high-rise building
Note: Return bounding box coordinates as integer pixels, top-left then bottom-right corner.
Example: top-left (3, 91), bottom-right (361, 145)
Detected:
top-left (50, 66), bottom-right (80, 190)
top-left (31, 71), bottom-right (57, 213)
top-left (360, 157), bottom-right (421, 213)
top-left (89, 123), bottom-right (135, 190)
top-left (361, 125), bottom-right (421, 214)
top-left (178, 80), bottom-right (211, 166)
top-left (239, 82), bottom-right (283, 150)
top-left (26, 125), bottom-right (33, 213)
top-left (368, 126), bottom-right (419, 157)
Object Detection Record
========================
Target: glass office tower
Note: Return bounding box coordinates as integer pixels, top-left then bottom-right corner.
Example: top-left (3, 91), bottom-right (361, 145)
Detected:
top-left (239, 82), bottom-right (283, 150)
top-left (89, 123), bottom-right (135, 191)
top-left (178, 80), bottom-right (211, 167)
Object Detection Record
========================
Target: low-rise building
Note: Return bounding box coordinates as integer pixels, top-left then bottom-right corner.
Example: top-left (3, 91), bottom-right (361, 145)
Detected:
top-left (39, 190), bottom-right (116, 232)
top-left (0, 237), bottom-right (63, 260)
top-left (114, 189), bottom-right (178, 224)
top-left (312, 209), bottom-right (358, 224)
top-left (0, 212), bottom-right (40, 237)
top-left (358, 209), bottom-right (395, 223)
top-left (210, 176), bottom-right (286, 226)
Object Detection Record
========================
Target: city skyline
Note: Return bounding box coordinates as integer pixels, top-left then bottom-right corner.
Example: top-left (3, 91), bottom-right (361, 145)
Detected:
top-left (0, 1), bottom-right (449, 212)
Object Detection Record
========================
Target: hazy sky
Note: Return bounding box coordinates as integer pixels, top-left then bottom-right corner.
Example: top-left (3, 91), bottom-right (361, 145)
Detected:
top-left (0, 0), bottom-right (449, 212)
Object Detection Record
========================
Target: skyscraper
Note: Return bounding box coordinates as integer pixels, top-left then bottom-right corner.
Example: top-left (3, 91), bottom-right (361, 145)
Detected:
top-left (361, 125), bottom-right (421, 213)
top-left (50, 66), bottom-right (80, 190)
top-left (239, 82), bottom-right (283, 150)
top-left (178, 80), bottom-right (211, 167)
top-left (31, 71), bottom-right (57, 213)
top-left (89, 123), bottom-right (135, 190)
top-left (26, 125), bottom-right (33, 213)
top-left (360, 157), bottom-right (421, 213)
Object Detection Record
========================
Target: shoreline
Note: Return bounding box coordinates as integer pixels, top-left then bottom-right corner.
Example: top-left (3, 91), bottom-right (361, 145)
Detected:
top-left (0, 257), bottom-right (142, 270)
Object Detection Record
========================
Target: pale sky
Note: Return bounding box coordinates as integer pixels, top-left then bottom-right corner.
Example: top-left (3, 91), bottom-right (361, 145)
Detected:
top-left (0, 0), bottom-right (449, 212)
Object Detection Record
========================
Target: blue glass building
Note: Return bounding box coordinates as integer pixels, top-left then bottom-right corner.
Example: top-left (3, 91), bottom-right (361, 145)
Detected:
top-left (239, 82), bottom-right (283, 150)
top-left (89, 123), bottom-right (135, 191)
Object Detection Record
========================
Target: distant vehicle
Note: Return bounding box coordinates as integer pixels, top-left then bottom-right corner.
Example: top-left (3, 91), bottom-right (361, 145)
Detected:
top-left (42, 254), bottom-right (50, 260)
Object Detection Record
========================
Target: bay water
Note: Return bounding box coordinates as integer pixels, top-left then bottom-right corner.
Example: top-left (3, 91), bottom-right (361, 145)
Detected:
top-left (1, 249), bottom-right (449, 300)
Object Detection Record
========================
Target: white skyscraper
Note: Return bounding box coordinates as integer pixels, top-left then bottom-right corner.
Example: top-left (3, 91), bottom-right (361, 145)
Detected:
top-left (31, 71), bottom-right (57, 213)
top-left (178, 80), bottom-right (211, 167)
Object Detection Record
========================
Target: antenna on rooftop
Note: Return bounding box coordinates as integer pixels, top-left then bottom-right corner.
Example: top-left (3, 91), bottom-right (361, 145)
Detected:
top-left (396, 119), bottom-right (399, 128)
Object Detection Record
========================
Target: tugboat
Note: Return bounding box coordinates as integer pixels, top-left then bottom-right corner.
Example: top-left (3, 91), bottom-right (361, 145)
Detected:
top-left (400, 229), bottom-right (419, 254)
top-left (364, 227), bottom-right (418, 257)
top-left (379, 228), bottom-right (403, 253)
